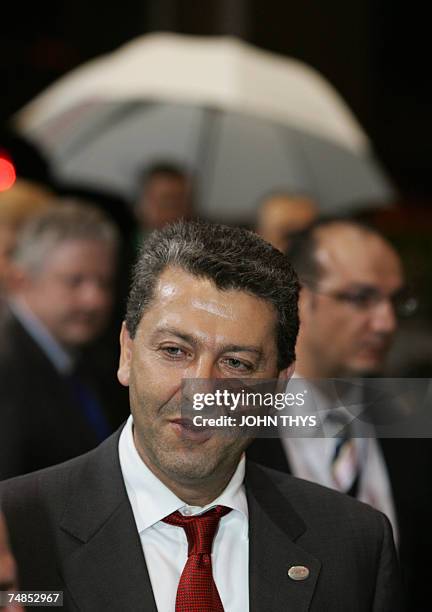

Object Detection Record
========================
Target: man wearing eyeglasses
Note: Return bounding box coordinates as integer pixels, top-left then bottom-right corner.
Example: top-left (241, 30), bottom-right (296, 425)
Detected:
top-left (248, 218), bottom-right (430, 611)
top-left (292, 219), bottom-right (413, 377)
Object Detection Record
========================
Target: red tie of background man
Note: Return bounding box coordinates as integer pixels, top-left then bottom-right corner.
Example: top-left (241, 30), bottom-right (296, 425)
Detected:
top-left (163, 505), bottom-right (231, 612)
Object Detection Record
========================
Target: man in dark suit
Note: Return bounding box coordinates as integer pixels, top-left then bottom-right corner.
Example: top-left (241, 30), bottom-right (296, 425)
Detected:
top-left (248, 218), bottom-right (429, 611)
top-left (1, 221), bottom-right (402, 611)
top-left (0, 202), bottom-right (121, 479)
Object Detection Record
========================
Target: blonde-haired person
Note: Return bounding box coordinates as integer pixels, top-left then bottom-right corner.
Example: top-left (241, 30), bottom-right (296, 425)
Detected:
top-left (0, 180), bottom-right (54, 295)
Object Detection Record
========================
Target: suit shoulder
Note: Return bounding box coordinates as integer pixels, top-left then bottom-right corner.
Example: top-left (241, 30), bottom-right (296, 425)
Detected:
top-left (0, 429), bottom-right (122, 511)
top-left (0, 448), bottom-right (92, 511)
top-left (248, 460), bottom-right (389, 528)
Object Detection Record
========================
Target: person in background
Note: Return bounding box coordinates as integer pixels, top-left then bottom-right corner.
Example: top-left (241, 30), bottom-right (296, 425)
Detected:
top-left (248, 218), bottom-right (429, 611)
top-left (0, 511), bottom-right (22, 611)
top-left (0, 221), bottom-right (401, 611)
top-left (255, 191), bottom-right (317, 252)
top-left (0, 202), bottom-right (120, 479)
top-left (0, 180), bottom-right (54, 300)
top-left (134, 162), bottom-right (194, 237)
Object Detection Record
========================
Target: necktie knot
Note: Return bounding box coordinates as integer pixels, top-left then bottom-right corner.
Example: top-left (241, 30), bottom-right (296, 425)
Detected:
top-left (163, 505), bottom-right (231, 556)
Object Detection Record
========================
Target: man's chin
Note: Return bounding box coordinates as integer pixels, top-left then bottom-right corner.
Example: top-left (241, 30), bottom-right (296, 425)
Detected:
top-left (346, 359), bottom-right (386, 378)
top-left (58, 326), bottom-right (103, 348)
top-left (153, 435), bottom-right (243, 481)
top-left (154, 449), bottom-right (221, 483)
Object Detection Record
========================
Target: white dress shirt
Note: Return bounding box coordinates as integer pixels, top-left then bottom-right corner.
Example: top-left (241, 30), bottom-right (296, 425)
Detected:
top-left (119, 416), bottom-right (249, 612)
top-left (282, 377), bottom-right (398, 541)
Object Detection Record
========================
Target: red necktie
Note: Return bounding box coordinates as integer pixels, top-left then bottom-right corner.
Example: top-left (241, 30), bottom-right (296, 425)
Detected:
top-left (163, 505), bottom-right (231, 612)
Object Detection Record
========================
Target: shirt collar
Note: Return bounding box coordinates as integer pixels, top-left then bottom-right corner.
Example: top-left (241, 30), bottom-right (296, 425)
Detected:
top-left (10, 298), bottom-right (74, 375)
top-left (119, 415), bottom-right (248, 533)
top-left (290, 372), bottom-right (369, 436)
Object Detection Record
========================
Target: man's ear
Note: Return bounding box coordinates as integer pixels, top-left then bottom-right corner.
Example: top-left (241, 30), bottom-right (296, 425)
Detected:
top-left (117, 322), bottom-right (133, 387)
top-left (278, 361), bottom-right (296, 381)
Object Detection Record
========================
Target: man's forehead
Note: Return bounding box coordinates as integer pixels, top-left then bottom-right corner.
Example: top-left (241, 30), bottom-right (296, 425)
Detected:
top-left (315, 226), bottom-right (403, 285)
top-left (50, 237), bottom-right (112, 253)
top-left (35, 239), bottom-right (115, 282)
top-left (151, 267), bottom-right (274, 313)
top-left (262, 196), bottom-right (315, 219)
top-left (148, 174), bottom-right (187, 188)
top-left (152, 268), bottom-right (218, 303)
top-left (137, 267), bottom-right (278, 345)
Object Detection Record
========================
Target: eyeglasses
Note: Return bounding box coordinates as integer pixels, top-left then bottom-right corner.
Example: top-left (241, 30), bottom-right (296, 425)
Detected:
top-left (310, 285), bottom-right (419, 318)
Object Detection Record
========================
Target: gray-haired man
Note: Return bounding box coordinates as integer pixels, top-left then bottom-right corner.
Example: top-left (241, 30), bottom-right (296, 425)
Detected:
top-left (0, 202), bottom-right (119, 478)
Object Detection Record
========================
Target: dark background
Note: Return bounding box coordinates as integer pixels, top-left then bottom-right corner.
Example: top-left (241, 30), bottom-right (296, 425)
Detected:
top-left (1, 0), bottom-right (431, 203)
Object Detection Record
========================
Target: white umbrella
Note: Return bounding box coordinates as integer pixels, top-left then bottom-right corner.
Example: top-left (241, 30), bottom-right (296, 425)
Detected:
top-left (15, 32), bottom-right (393, 221)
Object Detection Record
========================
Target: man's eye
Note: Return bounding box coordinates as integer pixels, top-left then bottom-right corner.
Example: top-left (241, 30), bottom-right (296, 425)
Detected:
top-left (346, 292), bottom-right (375, 308)
top-left (63, 276), bottom-right (83, 289)
top-left (223, 358), bottom-right (251, 371)
top-left (162, 346), bottom-right (185, 358)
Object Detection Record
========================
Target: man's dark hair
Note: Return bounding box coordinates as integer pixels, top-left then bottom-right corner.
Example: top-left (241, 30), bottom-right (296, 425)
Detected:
top-left (126, 220), bottom-right (299, 369)
top-left (287, 217), bottom-right (381, 288)
top-left (140, 161), bottom-right (189, 187)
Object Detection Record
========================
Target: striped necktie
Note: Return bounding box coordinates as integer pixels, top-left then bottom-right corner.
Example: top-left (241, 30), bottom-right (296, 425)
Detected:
top-left (326, 412), bottom-right (361, 497)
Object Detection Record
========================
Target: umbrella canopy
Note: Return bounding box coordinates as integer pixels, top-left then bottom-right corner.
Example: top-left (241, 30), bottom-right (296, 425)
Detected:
top-left (15, 33), bottom-right (393, 222)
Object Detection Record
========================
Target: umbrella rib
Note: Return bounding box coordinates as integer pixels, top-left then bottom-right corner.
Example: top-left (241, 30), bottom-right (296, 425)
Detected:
top-left (279, 122), bottom-right (320, 203)
top-left (194, 107), bottom-right (221, 220)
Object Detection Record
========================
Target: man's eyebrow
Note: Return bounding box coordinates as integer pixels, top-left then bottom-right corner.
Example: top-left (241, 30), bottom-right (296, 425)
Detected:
top-left (342, 282), bottom-right (379, 290)
top-left (151, 327), bottom-right (199, 346)
top-left (151, 328), bottom-right (264, 358)
top-left (345, 283), bottom-right (406, 294)
top-left (220, 344), bottom-right (263, 357)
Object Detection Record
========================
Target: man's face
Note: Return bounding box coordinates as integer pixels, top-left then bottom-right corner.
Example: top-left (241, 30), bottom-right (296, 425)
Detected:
top-left (118, 267), bottom-right (289, 487)
top-left (257, 196), bottom-right (317, 252)
top-left (20, 239), bottom-right (116, 348)
top-left (137, 174), bottom-right (192, 230)
top-left (298, 227), bottom-right (404, 377)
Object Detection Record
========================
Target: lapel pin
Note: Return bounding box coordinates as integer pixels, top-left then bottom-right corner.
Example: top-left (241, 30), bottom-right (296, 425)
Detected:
top-left (288, 565), bottom-right (310, 581)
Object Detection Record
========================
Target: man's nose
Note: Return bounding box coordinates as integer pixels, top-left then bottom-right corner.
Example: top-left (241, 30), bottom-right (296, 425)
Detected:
top-left (370, 299), bottom-right (398, 334)
top-left (186, 355), bottom-right (220, 381)
top-left (80, 281), bottom-right (112, 310)
top-left (181, 356), bottom-right (219, 407)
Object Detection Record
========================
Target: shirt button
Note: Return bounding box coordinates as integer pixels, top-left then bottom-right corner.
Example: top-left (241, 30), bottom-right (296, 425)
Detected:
top-left (183, 508), bottom-right (191, 515)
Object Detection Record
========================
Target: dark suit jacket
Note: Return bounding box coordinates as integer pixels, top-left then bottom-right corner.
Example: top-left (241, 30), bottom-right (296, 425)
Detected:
top-left (0, 310), bottom-right (114, 479)
top-left (248, 436), bottom-right (431, 612)
top-left (0, 429), bottom-right (402, 611)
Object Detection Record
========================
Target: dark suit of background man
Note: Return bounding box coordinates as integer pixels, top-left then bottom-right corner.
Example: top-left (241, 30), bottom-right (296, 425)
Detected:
top-left (0, 202), bottom-right (120, 479)
top-left (1, 221), bottom-right (402, 611)
top-left (248, 218), bottom-right (430, 611)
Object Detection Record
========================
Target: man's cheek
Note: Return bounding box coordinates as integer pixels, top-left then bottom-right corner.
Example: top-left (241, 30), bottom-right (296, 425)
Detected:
top-left (150, 368), bottom-right (183, 397)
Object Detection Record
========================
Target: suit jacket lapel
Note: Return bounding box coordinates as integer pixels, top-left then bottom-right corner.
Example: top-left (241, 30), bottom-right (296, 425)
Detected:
top-left (247, 437), bottom-right (292, 473)
top-left (246, 461), bottom-right (321, 612)
top-left (59, 431), bottom-right (157, 612)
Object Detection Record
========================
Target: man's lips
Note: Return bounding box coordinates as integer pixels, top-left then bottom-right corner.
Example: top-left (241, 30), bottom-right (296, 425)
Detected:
top-left (168, 418), bottom-right (212, 441)
top-left (359, 342), bottom-right (389, 356)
